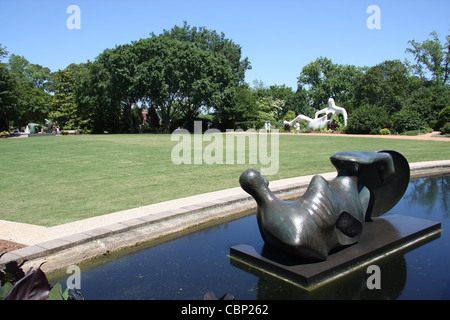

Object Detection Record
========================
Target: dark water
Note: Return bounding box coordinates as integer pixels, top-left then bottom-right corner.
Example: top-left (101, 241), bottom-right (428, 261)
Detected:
top-left (49, 175), bottom-right (450, 300)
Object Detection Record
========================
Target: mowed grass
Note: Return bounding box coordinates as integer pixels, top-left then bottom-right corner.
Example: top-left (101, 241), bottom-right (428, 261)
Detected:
top-left (0, 133), bottom-right (449, 227)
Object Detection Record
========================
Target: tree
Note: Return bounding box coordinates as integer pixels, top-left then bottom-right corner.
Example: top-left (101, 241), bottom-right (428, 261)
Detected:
top-left (353, 60), bottom-right (413, 114)
top-left (13, 83), bottom-right (52, 125)
top-left (256, 96), bottom-right (285, 121)
top-left (75, 43), bottom-right (150, 133)
top-left (74, 60), bottom-right (123, 133)
top-left (160, 21), bottom-right (251, 86)
top-left (253, 82), bottom-right (310, 120)
top-left (405, 31), bottom-right (450, 86)
top-left (8, 54), bottom-right (52, 92)
top-left (402, 83), bottom-right (450, 129)
top-left (403, 31), bottom-right (450, 129)
top-left (297, 57), bottom-right (362, 112)
top-left (74, 23), bottom-right (247, 133)
top-left (97, 44), bottom-right (143, 133)
top-left (48, 64), bottom-right (85, 129)
top-left (133, 36), bottom-right (235, 132)
top-left (213, 84), bottom-right (262, 130)
top-left (6, 54), bottom-right (52, 126)
top-left (153, 22), bottom-right (251, 132)
top-left (0, 45), bottom-right (18, 130)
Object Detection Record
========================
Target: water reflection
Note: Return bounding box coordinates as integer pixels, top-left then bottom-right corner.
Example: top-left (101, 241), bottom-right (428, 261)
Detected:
top-left (230, 228), bottom-right (441, 299)
top-left (255, 255), bottom-right (408, 300)
top-left (404, 175), bottom-right (450, 219)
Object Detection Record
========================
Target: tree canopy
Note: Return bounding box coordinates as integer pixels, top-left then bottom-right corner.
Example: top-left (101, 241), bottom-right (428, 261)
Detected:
top-left (0, 28), bottom-right (448, 134)
top-left (73, 22), bottom-right (249, 133)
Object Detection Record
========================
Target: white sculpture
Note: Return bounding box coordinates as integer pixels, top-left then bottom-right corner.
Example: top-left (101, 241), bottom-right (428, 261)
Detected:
top-left (284, 98), bottom-right (348, 130)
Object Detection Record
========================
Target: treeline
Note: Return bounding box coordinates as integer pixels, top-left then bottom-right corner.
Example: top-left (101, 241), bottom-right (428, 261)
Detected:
top-left (1, 23), bottom-right (449, 134)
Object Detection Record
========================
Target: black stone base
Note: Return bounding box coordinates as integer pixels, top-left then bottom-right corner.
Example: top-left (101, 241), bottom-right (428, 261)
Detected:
top-left (230, 214), bottom-right (441, 289)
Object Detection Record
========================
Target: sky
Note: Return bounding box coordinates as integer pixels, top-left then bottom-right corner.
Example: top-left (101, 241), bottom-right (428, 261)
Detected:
top-left (0, 0), bottom-right (449, 89)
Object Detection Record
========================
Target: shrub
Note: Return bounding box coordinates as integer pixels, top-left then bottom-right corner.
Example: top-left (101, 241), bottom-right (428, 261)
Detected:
top-left (379, 128), bottom-right (391, 135)
top-left (392, 108), bottom-right (428, 133)
top-left (441, 122), bottom-right (450, 135)
top-left (346, 105), bottom-right (390, 134)
top-left (284, 110), bottom-right (296, 122)
top-left (436, 106), bottom-right (450, 130)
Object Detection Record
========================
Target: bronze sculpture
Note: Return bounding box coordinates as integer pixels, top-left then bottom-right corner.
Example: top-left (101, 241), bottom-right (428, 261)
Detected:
top-left (26, 119), bottom-right (54, 134)
top-left (239, 149), bottom-right (410, 261)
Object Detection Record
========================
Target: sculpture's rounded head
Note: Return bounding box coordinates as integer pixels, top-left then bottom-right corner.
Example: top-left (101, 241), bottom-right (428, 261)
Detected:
top-left (239, 169), bottom-right (270, 203)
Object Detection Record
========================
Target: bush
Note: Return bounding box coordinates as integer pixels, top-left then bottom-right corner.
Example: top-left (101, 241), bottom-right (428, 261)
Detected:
top-left (441, 122), bottom-right (450, 135)
top-left (436, 106), bottom-right (450, 130)
top-left (379, 128), bottom-right (391, 135)
top-left (284, 110), bottom-right (296, 122)
top-left (346, 105), bottom-right (390, 134)
top-left (392, 108), bottom-right (428, 133)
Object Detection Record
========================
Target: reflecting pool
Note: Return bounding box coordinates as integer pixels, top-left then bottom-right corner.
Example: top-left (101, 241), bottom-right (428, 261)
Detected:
top-left (48, 175), bottom-right (450, 299)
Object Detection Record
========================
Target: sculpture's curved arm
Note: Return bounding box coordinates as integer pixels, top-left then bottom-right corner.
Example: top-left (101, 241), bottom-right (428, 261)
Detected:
top-left (283, 114), bottom-right (313, 127)
top-left (327, 98), bottom-right (348, 125)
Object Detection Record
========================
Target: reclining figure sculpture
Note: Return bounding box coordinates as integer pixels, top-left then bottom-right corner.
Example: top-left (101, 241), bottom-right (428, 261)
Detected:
top-left (26, 119), bottom-right (54, 134)
top-left (239, 149), bottom-right (410, 261)
top-left (284, 98), bottom-right (348, 130)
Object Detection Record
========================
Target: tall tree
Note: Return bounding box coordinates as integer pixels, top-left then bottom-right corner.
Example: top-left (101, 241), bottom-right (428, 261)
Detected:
top-left (48, 63), bottom-right (86, 129)
top-left (75, 23), bottom-right (247, 133)
top-left (297, 57), bottom-right (362, 112)
top-left (404, 31), bottom-right (450, 128)
top-left (74, 60), bottom-right (123, 133)
top-left (405, 31), bottom-right (450, 85)
top-left (353, 60), bottom-right (413, 114)
top-left (6, 54), bottom-right (52, 125)
top-left (8, 54), bottom-right (52, 91)
top-left (0, 45), bottom-right (18, 130)
top-left (135, 35), bottom-right (238, 132)
top-left (97, 44), bottom-right (143, 132)
top-left (160, 21), bottom-right (251, 85)
top-left (253, 81), bottom-right (311, 119)
top-left (214, 84), bottom-right (262, 130)
top-left (154, 22), bottom-right (251, 131)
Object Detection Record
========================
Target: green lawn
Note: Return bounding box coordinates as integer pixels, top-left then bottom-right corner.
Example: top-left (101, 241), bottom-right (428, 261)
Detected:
top-left (1, 134), bottom-right (449, 227)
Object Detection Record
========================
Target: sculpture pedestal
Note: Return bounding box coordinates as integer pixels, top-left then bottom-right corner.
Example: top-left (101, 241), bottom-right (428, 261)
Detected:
top-left (230, 214), bottom-right (441, 289)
